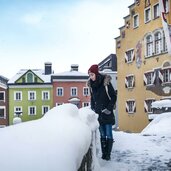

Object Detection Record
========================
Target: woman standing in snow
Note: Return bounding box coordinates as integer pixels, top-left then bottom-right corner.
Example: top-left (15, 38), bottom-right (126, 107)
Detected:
top-left (87, 64), bottom-right (117, 161)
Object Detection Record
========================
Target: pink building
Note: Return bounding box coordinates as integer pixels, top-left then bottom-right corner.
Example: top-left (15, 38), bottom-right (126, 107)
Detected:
top-left (51, 65), bottom-right (90, 108)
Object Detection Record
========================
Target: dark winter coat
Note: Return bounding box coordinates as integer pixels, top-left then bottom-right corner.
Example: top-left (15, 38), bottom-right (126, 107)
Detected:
top-left (87, 73), bottom-right (117, 125)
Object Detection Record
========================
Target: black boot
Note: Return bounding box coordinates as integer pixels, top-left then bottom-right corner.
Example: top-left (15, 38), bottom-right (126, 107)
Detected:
top-left (100, 138), bottom-right (107, 159)
top-left (105, 138), bottom-right (113, 161)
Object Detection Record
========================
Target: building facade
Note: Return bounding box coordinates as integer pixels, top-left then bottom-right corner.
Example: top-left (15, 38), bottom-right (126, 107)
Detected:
top-left (0, 75), bottom-right (9, 127)
top-left (8, 63), bottom-right (53, 125)
top-left (115, 0), bottom-right (171, 132)
top-left (51, 65), bottom-right (90, 108)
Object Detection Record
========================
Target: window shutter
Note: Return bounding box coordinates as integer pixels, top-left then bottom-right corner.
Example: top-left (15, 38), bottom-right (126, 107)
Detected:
top-left (125, 77), bottom-right (128, 88)
top-left (143, 74), bottom-right (147, 85)
top-left (132, 50), bottom-right (135, 61)
top-left (152, 72), bottom-right (156, 84)
top-left (126, 102), bottom-right (128, 112)
top-left (133, 101), bottom-right (136, 113)
top-left (158, 70), bottom-right (163, 83)
top-left (144, 100), bottom-right (148, 112)
top-left (125, 53), bottom-right (128, 63)
top-left (133, 76), bottom-right (135, 87)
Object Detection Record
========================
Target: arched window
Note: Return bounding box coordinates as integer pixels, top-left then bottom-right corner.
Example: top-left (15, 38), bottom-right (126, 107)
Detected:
top-left (27, 72), bottom-right (34, 83)
top-left (154, 32), bottom-right (162, 54)
top-left (146, 35), bottom-right (153, 57)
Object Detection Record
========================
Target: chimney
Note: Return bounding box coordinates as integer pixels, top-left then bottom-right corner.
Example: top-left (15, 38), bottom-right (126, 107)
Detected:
top-left (45, 62), bottom-right (52, 75)
top-left (71, 64), bottom-right (79, 71)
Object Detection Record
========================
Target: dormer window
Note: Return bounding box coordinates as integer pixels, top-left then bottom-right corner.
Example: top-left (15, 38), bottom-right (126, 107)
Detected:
top-left (27, 72), bottom-right (34, 83)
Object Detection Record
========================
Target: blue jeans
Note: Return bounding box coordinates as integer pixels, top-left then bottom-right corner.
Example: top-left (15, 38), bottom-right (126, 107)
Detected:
top-left (99, 124), bottom-right (113, 139)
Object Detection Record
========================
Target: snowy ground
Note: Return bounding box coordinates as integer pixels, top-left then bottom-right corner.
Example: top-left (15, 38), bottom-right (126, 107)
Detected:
top-left (97, 112), bottom-right (171, 171)
top-left (0, 103), bottom-right (171, 171)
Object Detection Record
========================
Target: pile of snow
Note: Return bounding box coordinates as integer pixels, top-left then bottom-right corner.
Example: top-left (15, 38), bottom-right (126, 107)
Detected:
top-left (141, 112), bottom-right (171, 136)
top-left (0, 104), bottom-right (99, 171)
top-left (152, 99), bottom-right (171, 108)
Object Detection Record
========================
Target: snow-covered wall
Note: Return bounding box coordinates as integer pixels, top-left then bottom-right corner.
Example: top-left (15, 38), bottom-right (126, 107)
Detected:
top-left (0, 104), bottom-right (99, 171)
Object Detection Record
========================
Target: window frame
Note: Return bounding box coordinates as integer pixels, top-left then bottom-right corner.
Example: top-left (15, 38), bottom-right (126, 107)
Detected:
top-left (56, 87), bottom-right (64, 96)
top-left (133, 14), bottom-right (139, 29)
top-left (83, 87), bottom-right (90, 96)
top-left (153, 3), bottom-right (159, 19)
top-left (42, 91), bottom-right (50, 100)
top-left (14, 91), bottom-right (22, 101)
top-left (28, 91), bottom-right (36, 101)
top-left (82, 102), bottom-right (90, 107)
top-left (144, 99), bottom-right (155, 113)
top-left (28, 106), bottom-right (36, 115)
top-left (70, 87), bottom-right (77, 97)
top-left (125, 74), bottom-right (135, 88)
top-left (42, 105), bottom-right (50, 115)
top-left (0, 106), bottom-right (6, 119)
top-left (14, 106), bottom-right (23, 116)
top-left (0, 91), bottom-right (5, 102)
top-left (126, 100), bottom-right (136, 114)
top-left (144, 7), bottom-right (151, 23)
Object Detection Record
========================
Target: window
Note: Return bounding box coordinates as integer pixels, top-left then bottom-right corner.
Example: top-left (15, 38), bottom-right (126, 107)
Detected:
top-left (28, 106), bottom-right (36, 115)
top-left (146, 35), bottom-right (153, 57)
top-left (28, 91), bottom-right (36, 100)
top-left (144, 71), bottom-right (156, 85)
top-left (125, 49), bottom-right (134, 63)
top-left (14, 91), bottom-right (22, 101)
top-left (126, 100), bottom-right (136, 113)
top-left (145, 30), bottom-right (166, 57)
top-left (125, 75), bottom-right (135, 88)
top-left (133, 14), bottom-right (139, 28)
top-left (154, 32), bottom-right (162, 54)
top-left (144, 99), bottom-right (155, 113)
top-left (83, 87), bottom-right (89, 96)
top-left (0, 91), bottom-right (5, 101)
top-left (158, 67), bottom-right (171, 84)
top-left (163, 69), bottom-right (171, 83)
top-left (56, 87), bottom-right (63, 96)
top-left (42, 106), bottom-right (50, 115)
top-left (27, 72), bottom-right (34, 83)
top-left (14, 106), bottom-right (22, 116)
top-left (71, 87), bottom-right (77, 96)
top-left (0, 106), bottom-right (5, 118)
top-left (153, 4), bottom-right (159, 19)
top-left (42, 91), bottom-right (50, 100)
top-left (82, 102), bottom-right (90, 107)
top-left (145, 7), bottom-right (151, 23)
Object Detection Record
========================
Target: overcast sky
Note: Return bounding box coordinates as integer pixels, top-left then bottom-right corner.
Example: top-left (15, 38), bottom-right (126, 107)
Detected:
top-left (0, 0), bottom-right (133, 78)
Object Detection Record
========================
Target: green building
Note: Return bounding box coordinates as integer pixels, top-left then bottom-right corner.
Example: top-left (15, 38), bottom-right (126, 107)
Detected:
top-left (8, 63), bottom-right (53, 125)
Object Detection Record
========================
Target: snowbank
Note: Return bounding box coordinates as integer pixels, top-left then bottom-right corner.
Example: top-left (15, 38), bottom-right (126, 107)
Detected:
top-left (152, 99), bottom-right (171, 108)
top-left (0, 104), bottom-right (99, 171)
top-left (141, 112), bottom-right (171, 136)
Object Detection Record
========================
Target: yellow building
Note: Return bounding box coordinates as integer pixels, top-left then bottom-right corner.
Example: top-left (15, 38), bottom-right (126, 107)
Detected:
top-left (115, 0), bottom-right (171, 132)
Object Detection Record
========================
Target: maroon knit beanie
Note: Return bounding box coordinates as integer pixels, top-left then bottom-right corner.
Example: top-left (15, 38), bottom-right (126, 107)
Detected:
top-left (88, 64), bottom-right (99, 76)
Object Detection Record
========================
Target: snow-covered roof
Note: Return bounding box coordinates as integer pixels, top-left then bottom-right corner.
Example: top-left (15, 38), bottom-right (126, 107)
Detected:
top-left (0, 82), bottom-right (7, 89)
top-left (152, 99), bottom-right (171, 108)
top-left (53, 70), bottom-right (88, 77)
top-left (8, 69), bottom-right (51, 84)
